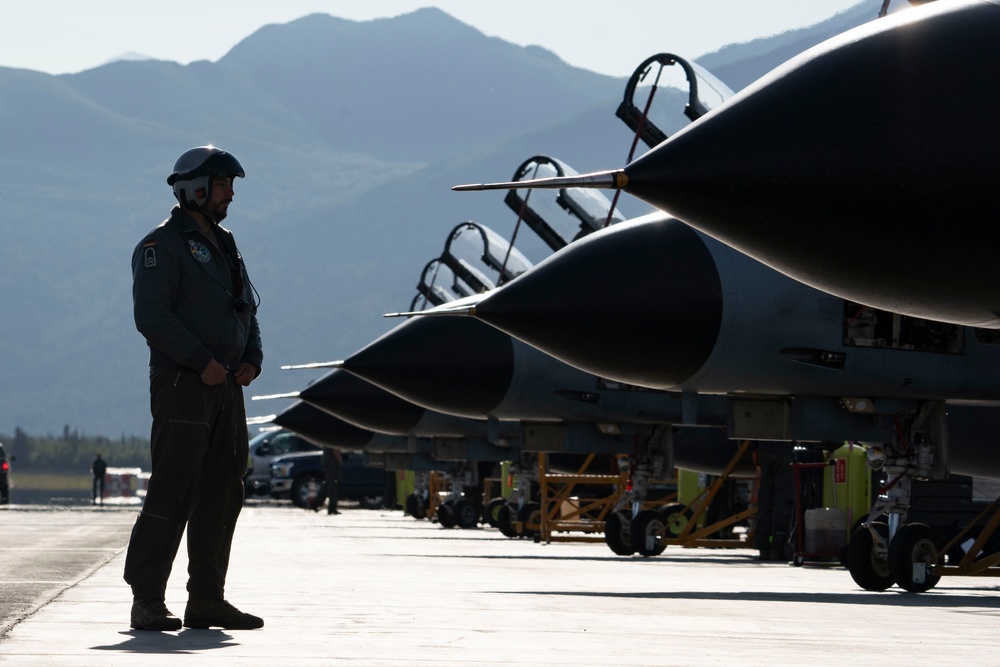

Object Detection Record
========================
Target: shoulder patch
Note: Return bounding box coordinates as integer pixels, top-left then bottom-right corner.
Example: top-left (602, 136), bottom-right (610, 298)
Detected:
top-left (143, 243), bottom-right (157, 269)
top-left (188, 240), bottom-right (212, 263)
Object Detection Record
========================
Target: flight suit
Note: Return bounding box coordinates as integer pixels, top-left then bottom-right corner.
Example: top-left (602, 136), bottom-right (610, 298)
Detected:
top-left (124, 206), bottom-right (262, 602)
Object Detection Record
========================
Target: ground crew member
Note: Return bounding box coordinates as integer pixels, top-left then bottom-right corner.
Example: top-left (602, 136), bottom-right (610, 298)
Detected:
top-left (124, 146), bottom-right (264, 632)
top-left (91, 453), bottom-right (107, 505)
top-left (753, 441), bottom-right (796, 561)
top-left (322, 447), bottom-right (342, 514)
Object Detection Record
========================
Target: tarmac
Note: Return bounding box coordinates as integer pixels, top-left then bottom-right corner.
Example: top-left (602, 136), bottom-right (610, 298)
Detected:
top-left (3, 502), bottom-right (1000, 666)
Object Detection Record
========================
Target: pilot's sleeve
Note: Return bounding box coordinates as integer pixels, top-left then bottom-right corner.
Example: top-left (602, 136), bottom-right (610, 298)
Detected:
top-left (242, 311), bottom-right (263, 378)
top-left (238, 253), bottom-right (264, 376)
top-left (131, 235), bottom-right (214, 372)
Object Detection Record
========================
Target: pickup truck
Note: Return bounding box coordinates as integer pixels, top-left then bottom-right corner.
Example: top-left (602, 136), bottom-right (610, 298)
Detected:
top-left (269, 449), bottom-right (389, 510)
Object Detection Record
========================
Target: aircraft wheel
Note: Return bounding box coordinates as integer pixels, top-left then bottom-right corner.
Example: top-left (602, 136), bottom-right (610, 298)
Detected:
top-left (889, 522), bottom-right (943, 593)
top-left (495, 503), bottom-right (521, 538)
top-left (483, 497), bottom-right (506, 527)
top-left (405, 493), bottom-right (425, 519)
top-left (846, 522), bottom-right (893, 591)
top-left (604, 509), bottom-right (635, 556)
top-left (518, 502), bottom-right (542, 538)
top-left (632, 509), bottom-right (668, 557)
top-left (454, 499), bottom-right (480, 529)
top-left (658, 502), bottom-right (693, 538)
top-left (437, 500), bottom-right (457, 528)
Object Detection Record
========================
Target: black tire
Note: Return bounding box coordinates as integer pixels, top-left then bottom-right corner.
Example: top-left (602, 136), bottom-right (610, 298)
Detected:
top-left (889, 522), bottom-right (943, 593)
top-left (405, 493), bottom-right (425, 519)
top-left (846, 522), bottom-right (893, 591)
top-left (454, 499), bottom-right (480, 529)
top-left (359, 494), bottom-right (385, 510)
top-left (632, 509), bottom-right (668, 557)
top-left (496, 503), bottom-right (521, 538)
top-left (518, 502), bottom-right (541, 538)
top-left (605, 509), bottom-right (635, 556)
top-left (291, 472), bottom-right (326, 510)
top-left (437, 500), bottom-right (457, 528)
top-left (483, 497), bottom-right (506, 527)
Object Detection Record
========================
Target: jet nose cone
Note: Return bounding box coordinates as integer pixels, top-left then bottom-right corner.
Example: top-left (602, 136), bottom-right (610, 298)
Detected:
top-left (474, 215), bottom-right (722, 389)
top-left (340, 315), bottom-right (514, 418)
top-left (618, 2), bottom-right (1000, 326)
top-left (272, 401), bottom-right (374, 450)
top-left (298, 369), bottom-right (424, 435)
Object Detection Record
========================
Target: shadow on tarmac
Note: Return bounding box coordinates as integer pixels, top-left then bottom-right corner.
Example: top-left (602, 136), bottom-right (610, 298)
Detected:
top-left (495, 589), bottom-right (1000, 609)
top-left (91, 629), bottom-right (238, 654)
top-left (384, 552), bottom-right (758, 565)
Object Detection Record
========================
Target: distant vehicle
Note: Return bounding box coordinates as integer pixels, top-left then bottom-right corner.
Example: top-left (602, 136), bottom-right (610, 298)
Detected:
top-left (245, 430), bottom-right (320, 496)
top-left (0, 443), bottom-right (14, 504)
top-left (269, 450), bottom-right (389, 510)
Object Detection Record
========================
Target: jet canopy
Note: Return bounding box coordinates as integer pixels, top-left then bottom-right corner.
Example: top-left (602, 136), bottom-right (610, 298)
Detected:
top-left (409, 222), bottom-right (533, 312)
top-left (504, 155), bottom-right (626, 251)
top-left (616, 53), bottom-right (734, 149)
top-left (412, 258), bottom-right (466, 310)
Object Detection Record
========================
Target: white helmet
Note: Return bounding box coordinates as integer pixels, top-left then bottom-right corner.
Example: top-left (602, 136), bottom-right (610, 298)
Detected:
top-left (167, 146), bottom-right (245, 209)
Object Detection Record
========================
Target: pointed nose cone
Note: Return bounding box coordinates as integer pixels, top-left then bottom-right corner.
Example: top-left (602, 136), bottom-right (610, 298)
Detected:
top-left (620, 1), bottom-right (1000, 327)
top-left (272, 400), bottom-right (374, 450)
top-left (473, 214), bottom-right (722, 389)
top-left (298, 369), bottom-right (424, 434)
top-left (340, 315), bottom-right (514, 418)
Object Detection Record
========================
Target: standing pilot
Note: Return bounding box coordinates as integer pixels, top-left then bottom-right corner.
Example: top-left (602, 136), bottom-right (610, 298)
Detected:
top-left (124, 146), bottom-right (264, 632)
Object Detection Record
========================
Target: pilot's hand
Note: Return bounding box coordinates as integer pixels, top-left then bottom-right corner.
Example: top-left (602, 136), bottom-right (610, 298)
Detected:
top-left (200, 358), bottom-right (228, 386)
top-left (233, 362), bottom-right (259, 387)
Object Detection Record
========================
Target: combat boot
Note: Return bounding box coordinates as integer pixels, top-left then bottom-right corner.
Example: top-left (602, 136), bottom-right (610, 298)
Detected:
top-left (130, 597), bottom-right (182, 631)
top-left (183, 598), bottom-right (264, 630)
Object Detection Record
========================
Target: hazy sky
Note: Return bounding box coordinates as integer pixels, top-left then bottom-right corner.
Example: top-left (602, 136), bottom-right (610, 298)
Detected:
top-left (1, 1), bottom-right (875, 77)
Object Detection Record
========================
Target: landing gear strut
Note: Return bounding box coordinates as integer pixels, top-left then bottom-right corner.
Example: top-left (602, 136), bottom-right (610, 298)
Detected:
top-left (846, 401), bottom-right (948, 592)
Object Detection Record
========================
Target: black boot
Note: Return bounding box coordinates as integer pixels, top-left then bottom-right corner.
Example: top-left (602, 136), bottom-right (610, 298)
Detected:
top-left (130, 598), bottom-right (182, 631)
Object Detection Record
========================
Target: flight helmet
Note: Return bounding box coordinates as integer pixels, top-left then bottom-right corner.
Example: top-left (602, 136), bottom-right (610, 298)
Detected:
top-left (167, 146), bottom-right (245, 209)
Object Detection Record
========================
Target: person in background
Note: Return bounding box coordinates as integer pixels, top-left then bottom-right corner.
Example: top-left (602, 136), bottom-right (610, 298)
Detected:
top-left (753, 441), bottom-right (796, 561)
top-left (322, 447), bottom-right (342, 515)
top-left (91, 453), bottom-right (108, 505)
top-left (124, 146), bottom-right (264, 632)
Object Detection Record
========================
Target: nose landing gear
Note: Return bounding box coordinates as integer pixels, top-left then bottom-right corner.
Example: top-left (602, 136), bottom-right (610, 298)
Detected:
top-left (847, 401), bottom-right (948, 592)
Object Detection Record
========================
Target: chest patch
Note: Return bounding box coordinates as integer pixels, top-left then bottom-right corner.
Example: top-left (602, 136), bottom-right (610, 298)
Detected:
top-left (188, 240), bottom-right (212, 263)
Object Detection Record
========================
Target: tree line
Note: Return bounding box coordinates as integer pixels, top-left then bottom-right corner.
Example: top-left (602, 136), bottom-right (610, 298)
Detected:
top-left (2, 426), bottom-right (150, 472)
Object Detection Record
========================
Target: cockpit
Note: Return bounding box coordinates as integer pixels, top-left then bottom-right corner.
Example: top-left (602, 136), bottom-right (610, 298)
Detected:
top-left (409, 221), bottom-right (533, 312)
top-left (616, 53), bottom-right (734, 150)
top-left (503, 155), bottom-right (626, 251)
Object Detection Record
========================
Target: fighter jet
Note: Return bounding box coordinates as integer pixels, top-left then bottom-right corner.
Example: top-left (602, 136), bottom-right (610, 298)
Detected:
top-left (440, 27), bottom-right (1000, 586)
top-left (257, 382), bottom-right (512, 526)
top-left (271, 399), bottom-right (396, 453)
top-left (286, 152), bottom-right (754, 545)
top-left (446, 212), bottom-right (1000, 406)
top-left (340, 310), bottom-right (735, 426)
top-left (295, 368), bottom-right (500, 439)
top-left (454, 1), bottom-right (1000, 328)
top-left (337, 317), bottom-right (750, 549)
top-left (425, 205), bottom-right (1000, 588)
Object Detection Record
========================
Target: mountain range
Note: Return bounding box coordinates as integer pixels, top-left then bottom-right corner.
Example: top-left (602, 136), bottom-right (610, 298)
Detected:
top-left (0, 3), bottom-right (879, 437)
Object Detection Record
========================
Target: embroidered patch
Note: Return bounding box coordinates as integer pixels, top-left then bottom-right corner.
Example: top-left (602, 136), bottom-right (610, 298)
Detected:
top-left (143, 246), bottom-right (157, 268)
top-left (188, 240), bottom-right (212, 263)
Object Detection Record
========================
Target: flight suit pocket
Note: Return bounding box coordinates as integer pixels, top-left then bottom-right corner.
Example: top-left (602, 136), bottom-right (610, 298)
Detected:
top-left (150, 370), bottom-right (211, 476)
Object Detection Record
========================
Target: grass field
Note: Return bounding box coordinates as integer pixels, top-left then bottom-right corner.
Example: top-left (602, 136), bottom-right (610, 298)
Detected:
top-left (11, 472), bottom-right (92, 491)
